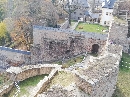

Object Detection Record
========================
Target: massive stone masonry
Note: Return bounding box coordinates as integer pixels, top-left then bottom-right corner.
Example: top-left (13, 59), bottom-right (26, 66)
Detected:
top-left (38, 44), bottom-right (122, 97)
top-left (0, 21), bottom-right (125, 96)
top-left (0, 64), bottom-right (62, 96)
top-left (31, 26), bottom-right (107, 64)
top-left (109, 21), bottom-right (130, 53)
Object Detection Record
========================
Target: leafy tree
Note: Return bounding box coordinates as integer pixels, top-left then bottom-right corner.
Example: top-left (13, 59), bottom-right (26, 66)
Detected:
top-left (0, 0), bottom-right (7, 21)
top-left (52, 0), bottom-right (79, 25)
top-left (11, 17), bottom-right (33, 50)
top-left (0, 22), bottom-right (11, 46)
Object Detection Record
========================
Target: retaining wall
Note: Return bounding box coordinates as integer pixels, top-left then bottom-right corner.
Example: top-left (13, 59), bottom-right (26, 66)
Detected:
top-left (6, 64), bottom-right (61, 81)
top-left (0, 46), bottom-right (31, 66)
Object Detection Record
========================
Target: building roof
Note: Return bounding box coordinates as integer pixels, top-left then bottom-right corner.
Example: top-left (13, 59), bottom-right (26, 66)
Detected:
top-left (102, 0), bottom-right (116, 9)
top-left (69, 0), bottom-right (89, 8)
top-left (85, 10), bottom-right (90, 16)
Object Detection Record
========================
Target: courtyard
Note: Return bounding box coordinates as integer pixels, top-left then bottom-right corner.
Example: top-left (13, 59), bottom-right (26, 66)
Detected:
top-left (75, 22), bottom-right (108, 34)
top-left (5, 74), bottom-right (48, 97)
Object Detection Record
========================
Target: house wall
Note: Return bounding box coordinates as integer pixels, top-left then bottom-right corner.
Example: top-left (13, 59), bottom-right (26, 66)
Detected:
top-left (100, 8), bottom-right (113, 26)
top-left (71, 9), bottom-right (87, 21)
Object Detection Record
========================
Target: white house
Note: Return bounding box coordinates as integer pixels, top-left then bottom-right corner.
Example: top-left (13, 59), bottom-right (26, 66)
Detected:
top-left (100, 0), bottom-right (116, 26)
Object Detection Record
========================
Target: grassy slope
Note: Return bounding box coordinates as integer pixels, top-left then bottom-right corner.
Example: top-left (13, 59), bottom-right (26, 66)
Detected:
top-left (112, 53), bottom-right (130, 97)
top-left (49, 71), bottom-right (75, 88)
top-left (53, 55), bottom-right (84, 68)
top-left (6, 74), bottom-right (48, 97)
top-left (75, 22), bottom-right (107, 33)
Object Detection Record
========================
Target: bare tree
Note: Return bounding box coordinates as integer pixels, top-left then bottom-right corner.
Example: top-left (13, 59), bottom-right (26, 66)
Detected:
top-left (53, 0), bottom-right (79, 25)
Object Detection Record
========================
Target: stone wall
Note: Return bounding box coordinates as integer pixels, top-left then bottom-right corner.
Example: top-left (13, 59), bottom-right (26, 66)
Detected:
top-left (29, 68), bottom-right (59, 97)
top-left (0, 82), bottom-right (14, 96)
top-left (0, 46), bottom-right (31, 66)
top-left (109, 21), bottom-right (129, 53)
top-left (74, 44), bottom-right (123, 97)
top-left (0, 64), bottom-right (61, 96)
top-left (31, 25), bottom-right (108, 64)
top-left (36, 44), bottom-right (122, 97)
top-left (6, 64), bottom-right (61, 81)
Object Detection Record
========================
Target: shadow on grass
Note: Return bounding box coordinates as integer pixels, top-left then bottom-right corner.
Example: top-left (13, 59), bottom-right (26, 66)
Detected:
top-left (89, 53), bottom-right (98, 57)
top-left (52, 55), bottom-right (84, 68)
top-left (112, 86), bottom-right (126, 97)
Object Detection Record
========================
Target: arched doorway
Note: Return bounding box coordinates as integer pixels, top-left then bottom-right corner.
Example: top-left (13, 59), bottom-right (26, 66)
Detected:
top-left (91, 44), bottom-right (99, 53)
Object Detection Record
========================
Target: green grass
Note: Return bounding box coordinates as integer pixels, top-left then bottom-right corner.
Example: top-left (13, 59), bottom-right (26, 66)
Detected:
top-left (112, 53), bottom-right (130, 97)
top-left (0, 76), bottom-right (4, 85)
top-left (70, 20), bottom-right (77, 26)
top-left (75, 22), bottom-right (108, 33)
top-left (49, 71), bottom-right (75, 87)
top-left (0, 73), bottom-right (9, 85)
top-left (53, 55), bottom-right (84, 68)
top-left (6, 74), bottom-right (48, 97)
top-left (113, 17), bottom-right (127, 24)
top-left (119, 53), bottom-right (130, 71)
top-left (62, 55), bottom-right (84, 68)
top-left (89, 53), bottom-right (98, 57)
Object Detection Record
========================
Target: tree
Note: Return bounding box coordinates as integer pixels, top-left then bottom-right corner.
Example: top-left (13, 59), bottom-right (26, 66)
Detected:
top-left (113, 0), bottom-right (130, 17)
top-left (53, 0), bottom-right (79, 25)
top-left (11, 17), bottom-right (33, 50)
top-left (0, 22), bottom-right (11, 46)
top-left (0, 0), bottom-right (7, 21)
top-left (3, 0), bottom-right (59, 50)
top-left (29, 0), bottom-right (59, 27)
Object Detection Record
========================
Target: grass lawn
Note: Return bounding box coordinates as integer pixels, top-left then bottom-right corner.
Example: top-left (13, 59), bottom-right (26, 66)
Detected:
top-left (62, 55), bottom-right (84, 68)
top-left (70, 20), bottom-right (77, 27)
top-left (52, 55), bottom-right (84, 68)
top-left (113, 17), bottom-right (127, 25)
top-left (49, 71), bottom-right (75, 88)
top-left (112, 53), bottom-right (130, 97)
top-left (0, 76), bottom-right (4, 85)
top-left (71, 22), bottom-right (76, 26)
top-left (75, 22), bottom-right (108, 33)
top-left (6, 74), bottom-right (48, 97)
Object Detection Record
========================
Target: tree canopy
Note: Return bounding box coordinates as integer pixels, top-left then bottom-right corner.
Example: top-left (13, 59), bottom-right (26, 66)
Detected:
top-left (0, 0), bottom-right (7, 21)
top-left (0, 22), bottom-right (11, 46)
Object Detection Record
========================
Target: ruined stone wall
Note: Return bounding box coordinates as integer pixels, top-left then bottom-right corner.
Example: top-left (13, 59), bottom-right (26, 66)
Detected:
top-left (30, 69), bottom-right (59, 97)
top-left (0, 46), bottom-right (31, 66)
top-left (0, 64), bottom-right (61, 96)
top-left (109, 21), bottom-right (129, 53)
top-left (31, 26), bottom-right (107, 64)
top-left (0, 82), bottom-right (14, 96)
top-left (75, 44), bottom-right (123, 97)
top-left (6, 64), bottom-right (61, 81)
